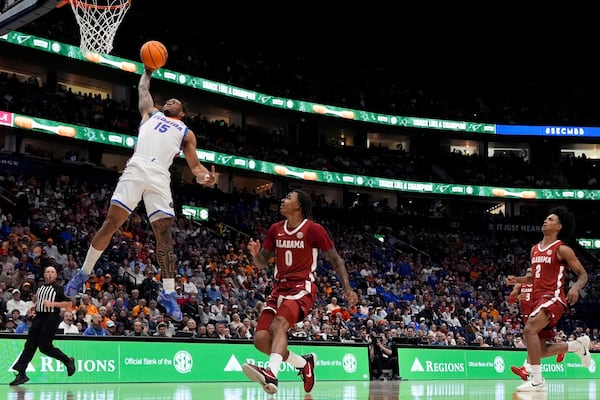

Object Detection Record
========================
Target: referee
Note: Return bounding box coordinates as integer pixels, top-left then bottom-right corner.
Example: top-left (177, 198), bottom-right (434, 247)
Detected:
top-left (9, 266), bottom-right (76, 385)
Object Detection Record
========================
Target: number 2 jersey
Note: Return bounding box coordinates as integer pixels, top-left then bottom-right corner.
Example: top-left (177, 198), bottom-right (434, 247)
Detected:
top-left (530, 239), bottom-right (568, 307)
top-left (262, 219), bottom-right (334, 282)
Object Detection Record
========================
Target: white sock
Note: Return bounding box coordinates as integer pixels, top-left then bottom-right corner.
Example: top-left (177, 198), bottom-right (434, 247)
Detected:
top-left (286, 351), bottom-right (307, 368)
top-left (268, 353), bottom-right (283, 377)
top-left (82, 246), bottom-right (103, 274)
top-left (567, 341), bottom-right (581, 352)
top-left (530, 365), bottom-right (542, 384)
top-left (523, 360), bottom-right (532, 372)
top-left (163, 278), bottom-right (175, 293)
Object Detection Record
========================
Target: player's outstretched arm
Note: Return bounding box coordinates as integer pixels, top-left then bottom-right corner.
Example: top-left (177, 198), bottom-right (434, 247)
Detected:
top-left (559, 244), bottom-right (588, 305)
top-left (138, 69), bottom-right (157, 121)
top-left (181, 129), bottom-right (216, 186)
top-left (325, 247), bottom-right (358, 306)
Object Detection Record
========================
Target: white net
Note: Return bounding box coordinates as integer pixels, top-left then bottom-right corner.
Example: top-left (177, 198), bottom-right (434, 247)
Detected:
top-left (70, 0), bottom-right (132, 56)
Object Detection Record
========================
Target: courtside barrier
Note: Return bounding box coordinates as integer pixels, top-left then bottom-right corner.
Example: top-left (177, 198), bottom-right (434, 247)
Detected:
top-left (0, 335), bottom-right (369, 384)
top-left (396, 345), bottom-right (598, 380)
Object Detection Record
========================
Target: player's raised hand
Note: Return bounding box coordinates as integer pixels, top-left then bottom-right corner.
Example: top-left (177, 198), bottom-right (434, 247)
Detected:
top-left (247, 238), bottom-right (261, 258)
top-left (197, 165), bottom-right (217, 186)
top-left (344, 288), bottom-right (359, 306)
top-left (566, 286), bottom-right (580, 306)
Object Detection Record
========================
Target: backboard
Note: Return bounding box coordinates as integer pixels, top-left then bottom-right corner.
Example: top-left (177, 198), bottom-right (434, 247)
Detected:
top-left (0, 0), bottom-right (61, 35)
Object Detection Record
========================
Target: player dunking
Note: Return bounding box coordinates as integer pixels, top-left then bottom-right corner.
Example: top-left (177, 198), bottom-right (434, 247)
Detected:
top-left (64, 68), bottom-right (216, 322)
top-left (242, 189), bottom-right (358, 395)
top-left (506, 206), bottom-right (589, 392)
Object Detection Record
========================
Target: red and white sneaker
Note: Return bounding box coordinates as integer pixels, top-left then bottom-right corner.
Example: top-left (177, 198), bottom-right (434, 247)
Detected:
top-left (297, 353), bottom-right (317, 393)
top-left (242, 363), bottom-right (278, 395)
top-left (556, 352), bottom-right (565, 363)
top-left (510, 365), bottom-right (530, 381)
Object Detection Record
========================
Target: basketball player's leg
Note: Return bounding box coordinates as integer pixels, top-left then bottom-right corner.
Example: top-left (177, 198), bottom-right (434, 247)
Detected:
top-left (270, 300), bottom-right (312, 380)
top-left (65, 170), bottom-right (141, 296)
top-left (253, 309), bottom-right (276, 355)
top-left (517, 309), bottom-right (551, 391)
top-left (146, 184), bottom-right (176, 287)
top-left (64, 204), bottom-right (130, 296)
top-left (537, 306), bottom-right (569, 363)
top-left (146, 184), bottom-right (181, 320)
top-left (242, 300), bottom-right (295, 394)
top-left (91, 204), bottom-right (131, 253)
top-left (151, 215), bottom-right (176, 281)
top-left (511, 315), bottom-right (531, 380)
top-left (279, 294), bottom-right (318, 392)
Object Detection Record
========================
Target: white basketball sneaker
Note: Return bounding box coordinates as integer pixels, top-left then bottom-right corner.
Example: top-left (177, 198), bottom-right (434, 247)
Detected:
top-left (575, 335), bottom-right (591, 368)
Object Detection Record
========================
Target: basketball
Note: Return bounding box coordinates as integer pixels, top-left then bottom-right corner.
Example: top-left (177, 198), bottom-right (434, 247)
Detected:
top-left (140, 40), bottom-right (168, 70)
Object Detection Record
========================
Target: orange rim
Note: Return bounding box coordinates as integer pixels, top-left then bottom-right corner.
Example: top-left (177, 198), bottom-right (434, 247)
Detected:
top-left (70, 0), bottom-right (132, 10)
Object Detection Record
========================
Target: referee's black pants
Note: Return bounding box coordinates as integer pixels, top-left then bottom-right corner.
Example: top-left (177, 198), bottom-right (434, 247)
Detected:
top-left (12, 313), bottom-right (71, 374)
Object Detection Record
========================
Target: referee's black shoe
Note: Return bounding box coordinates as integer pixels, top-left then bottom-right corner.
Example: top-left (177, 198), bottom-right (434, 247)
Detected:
top-left (67, 357), bottom-right (76, 376)
top-left (9, 373), bottom-right (29, 385)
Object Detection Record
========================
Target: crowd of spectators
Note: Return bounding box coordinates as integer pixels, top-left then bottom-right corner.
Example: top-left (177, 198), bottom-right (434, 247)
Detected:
top-left (5, 0), bottom-right (600, 197)
top-left (1, 6), bottom-right (599, 381)
top-left (0, 165), bottom-right (598, 380)
top-left (3, 70), bottom-right (599, 194)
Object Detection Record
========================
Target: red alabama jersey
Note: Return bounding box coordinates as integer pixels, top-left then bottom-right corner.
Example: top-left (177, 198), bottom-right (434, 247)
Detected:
top-left (518, 283), bottom-right (534, 317)
top-left (530, 240), bottom-right (567, 306)
top-left (262, 219), bottom-right (334, 282)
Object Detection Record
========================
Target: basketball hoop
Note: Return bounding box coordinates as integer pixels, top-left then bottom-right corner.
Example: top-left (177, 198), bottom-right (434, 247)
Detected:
top-left (69, 0), bottom-right (132, 56)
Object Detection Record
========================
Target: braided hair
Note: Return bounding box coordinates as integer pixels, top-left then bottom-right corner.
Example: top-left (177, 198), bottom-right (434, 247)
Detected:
top-left (293, 189), bottom-right (313, 219)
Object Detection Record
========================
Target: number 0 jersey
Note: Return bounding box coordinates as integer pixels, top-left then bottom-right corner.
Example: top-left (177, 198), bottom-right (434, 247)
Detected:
top-left (262, 219), bottom-right (334, 282)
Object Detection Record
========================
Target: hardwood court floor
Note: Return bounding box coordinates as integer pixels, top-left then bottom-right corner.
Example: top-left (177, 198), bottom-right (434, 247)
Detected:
top-left (1, 379), bottom-right (597, 399)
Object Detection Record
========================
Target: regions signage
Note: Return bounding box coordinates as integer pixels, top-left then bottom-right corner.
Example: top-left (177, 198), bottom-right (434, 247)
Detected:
top-left (396, 346), bottom-right (597, 380)
top-left (0, 337), bottom-right (369, 384)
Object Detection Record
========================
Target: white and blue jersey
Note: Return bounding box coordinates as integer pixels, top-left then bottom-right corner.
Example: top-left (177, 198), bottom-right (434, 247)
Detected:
top-left (111, 111), bottom-right (189, 221)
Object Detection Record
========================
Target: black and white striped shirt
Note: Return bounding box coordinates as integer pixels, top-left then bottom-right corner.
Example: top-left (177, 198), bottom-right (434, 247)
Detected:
top-left (35, 283), bottom-right (67, 314)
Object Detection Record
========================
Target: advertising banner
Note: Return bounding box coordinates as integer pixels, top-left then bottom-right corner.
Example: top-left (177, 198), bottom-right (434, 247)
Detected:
top-left (0, 337), bottom-right (369, 384)
top-left (396, 346), bottom-right (598, 380)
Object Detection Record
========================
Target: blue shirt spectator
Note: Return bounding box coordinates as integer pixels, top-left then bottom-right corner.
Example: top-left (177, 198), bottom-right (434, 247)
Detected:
top-left (206, 281), bottom-right (221, 304)
top-left (83, 313), bottom-right (109, 336)
top-left (14, 255), bottom-right (33, 274)
top-left (399, 260), bottom-right (412, 277)
top-left (0, 221), bottom-right (11, 238)
top-left (15, 320), bottom-right (31, 334)
top-left (83, 325), bottom-right (109, 336)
